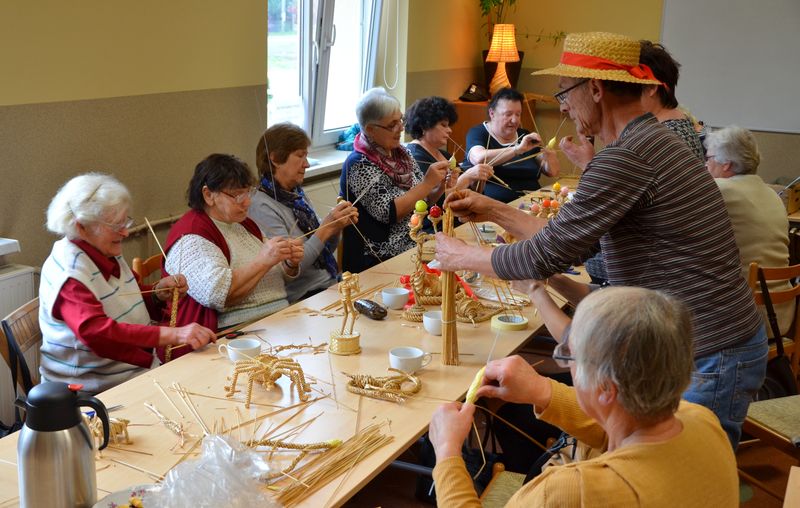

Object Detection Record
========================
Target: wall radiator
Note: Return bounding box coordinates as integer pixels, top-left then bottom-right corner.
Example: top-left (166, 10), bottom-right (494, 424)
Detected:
top-left (0, 264), bottom-right (38, 429)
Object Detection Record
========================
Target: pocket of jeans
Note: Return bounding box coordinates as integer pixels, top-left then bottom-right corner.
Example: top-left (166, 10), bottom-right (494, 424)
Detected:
top-left (730, 349), bottom-right (769, 422)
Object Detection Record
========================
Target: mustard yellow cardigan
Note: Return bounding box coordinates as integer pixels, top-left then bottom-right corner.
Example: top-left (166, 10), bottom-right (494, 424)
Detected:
top-left (433, 380), bottom-right (738, 507)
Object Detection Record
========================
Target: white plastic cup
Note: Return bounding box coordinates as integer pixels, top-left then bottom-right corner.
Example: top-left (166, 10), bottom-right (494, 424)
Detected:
top-left (218, 338), bottom-right (261, 363)
top-left (423, 310), bottom-right (443, 336)
top-left (389, 346), bottom-right (432, 372)
top-left (381, 287), bottom-right (410, 310)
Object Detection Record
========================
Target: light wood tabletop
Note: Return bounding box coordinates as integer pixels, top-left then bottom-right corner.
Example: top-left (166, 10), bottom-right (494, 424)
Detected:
top-left (0, 197), bottom-right (585, 507)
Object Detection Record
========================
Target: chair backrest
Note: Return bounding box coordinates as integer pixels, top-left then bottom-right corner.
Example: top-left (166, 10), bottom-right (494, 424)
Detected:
top-left (747, 262), bottom-right (800, 340)
top-left (132, 253), bottom-right (164, 284)
top-left (1, 297), bottom-right (41, 392)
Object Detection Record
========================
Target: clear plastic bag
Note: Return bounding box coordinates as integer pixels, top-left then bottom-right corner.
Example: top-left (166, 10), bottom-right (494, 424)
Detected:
top-left (146, 434), bottom-right (280, 507)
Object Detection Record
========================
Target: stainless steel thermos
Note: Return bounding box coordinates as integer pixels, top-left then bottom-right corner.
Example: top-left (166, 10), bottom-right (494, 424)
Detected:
top-left (15, 382), bottom-right (109, 508)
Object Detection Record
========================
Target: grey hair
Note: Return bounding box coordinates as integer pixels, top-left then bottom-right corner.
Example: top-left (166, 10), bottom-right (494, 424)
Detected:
top-left (704, 125), bottom-right (760, 175)
top-left (46, 173), bottom-right (132, 239)
top-left (570, 286), bottom-right (694, 424)
top-left (356, 87), bottom-right (401, 131)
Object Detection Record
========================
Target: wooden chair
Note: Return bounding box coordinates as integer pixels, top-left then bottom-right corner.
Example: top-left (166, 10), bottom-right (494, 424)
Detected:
top-left (1, 297), bottom-right (42, 394)
top-left (479, 462), bottom-right (525, 507)
top-left (132, 253), bottom-right (163, 284)
top-left (747, 262), bottom-right (800, 382)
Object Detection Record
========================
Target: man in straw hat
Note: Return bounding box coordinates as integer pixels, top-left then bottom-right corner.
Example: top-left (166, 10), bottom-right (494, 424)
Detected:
top-left (436, 32), bottom-right (766, 449)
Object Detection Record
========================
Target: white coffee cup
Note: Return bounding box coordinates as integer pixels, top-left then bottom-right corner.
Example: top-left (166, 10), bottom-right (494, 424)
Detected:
top-left (389, 346), bottom-right (432, 372)
top-left (382, 287), bottom-right (410, 310)
top-left (423, 310), bottom-right (443, 336)
top-left (218, 338), bottom-right (261, 362)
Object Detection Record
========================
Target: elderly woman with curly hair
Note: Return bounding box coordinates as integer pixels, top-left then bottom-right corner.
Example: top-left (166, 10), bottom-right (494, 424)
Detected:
top-left (429, 287), bottom-right (737, 506)
top-left (404, 96), bottom-right (494, 190)
top-left (340, 87), bottom-right (448, 273)
top-left (39, 173), bottom-right (215, 394)
top-left (163, 154), bottom-right (303, 360)
top-left (249, 122), bottom-right (358, 302)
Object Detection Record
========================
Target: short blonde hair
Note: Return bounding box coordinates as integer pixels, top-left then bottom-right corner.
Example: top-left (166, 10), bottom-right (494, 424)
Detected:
top-left (705, 125), bottom-right (760, 175)
top-left (570, 286), bottom-right (694, 424)
top-left (46, 173), bottom-right (132, 239)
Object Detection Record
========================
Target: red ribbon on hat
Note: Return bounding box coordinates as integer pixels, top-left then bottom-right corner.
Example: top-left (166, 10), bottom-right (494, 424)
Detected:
top-left (560, 51), bottom-right (662, 84)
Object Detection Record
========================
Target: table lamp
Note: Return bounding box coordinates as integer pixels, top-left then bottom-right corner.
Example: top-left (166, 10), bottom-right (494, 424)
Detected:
top-left (486, 23), bottom-right (520, 96)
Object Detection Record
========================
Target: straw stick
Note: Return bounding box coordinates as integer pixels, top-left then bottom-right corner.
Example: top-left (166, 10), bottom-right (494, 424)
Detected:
top-left (525, 96), bottom-right (545, 141)
top-left (144, 217), bottom-right (167, 258)
top-left (154, 379), bottom-right (184, 419)
top-left (446, 136), bottom-right (467, 157)
top-left (327, 353), bottom-right (340, 410)
top-left (108, 458), bottom-right (164, 481)
top-left (172, 382), bottom-right (210, 436)
top-left (553, 115), bottom-right (569, 142)
top-left (473, 405), bottom-right (547, 452)
top-left (294, 213), bottom-right (357, 240)
top-left (321, 282), bottom-right (392, 311)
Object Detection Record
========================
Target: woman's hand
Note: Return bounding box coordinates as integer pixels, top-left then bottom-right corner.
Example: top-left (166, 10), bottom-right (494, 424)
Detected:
top-left (258, 236), bottom-right (293, 267)
top-left (322, 201), bottom-right (358, 235)
top-left (429, 402), bottom-right (475, 461)
top-left (160, 322), bottom-right (215, 350)
top-left (475, 355), bottom-right (552, 408)
top-left (510, 279), bottom-right (548, 299)
top-left (458, 163), bottom-right (494, 188)
top-left (423, 160), bottom-right (449, 189)
top-left (153, 274), bottom-right (188, 301)
top-left (516, 132), bottom-right (543, 154)
top-left (559, 134), bottom-right (595, 171)
top-left (287, 238), bottom-right (304, 267)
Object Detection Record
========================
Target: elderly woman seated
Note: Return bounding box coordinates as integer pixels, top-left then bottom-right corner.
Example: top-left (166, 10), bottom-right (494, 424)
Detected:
top-left (249, 122), bottom-right (358, 303)
top-left (340, 87), bottom-right (449, 273)
top-left (164, 154), bottom-right (303, 358)
top-left (706, 125), bottom-right (794, 331)
top-left (404, 96), bottom-right (494, 190)
top-left (462, 87), bottom-right (559, 203)
top-left (39, 173), bottom-right (215, 394)
top-left (429, 286), bottom-right (737, 506)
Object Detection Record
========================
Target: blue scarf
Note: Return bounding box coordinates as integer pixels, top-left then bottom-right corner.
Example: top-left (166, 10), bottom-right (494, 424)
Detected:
top-left (260, 176), bottom-right (339, 280)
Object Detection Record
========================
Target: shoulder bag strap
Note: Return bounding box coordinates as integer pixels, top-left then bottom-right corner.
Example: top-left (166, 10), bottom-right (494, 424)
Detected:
top-left (757, 267), bottom-right (786, 357)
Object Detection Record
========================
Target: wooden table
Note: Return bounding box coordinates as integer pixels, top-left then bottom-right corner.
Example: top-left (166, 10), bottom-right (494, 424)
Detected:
top-left (0, 204), bottom-right (584, 507)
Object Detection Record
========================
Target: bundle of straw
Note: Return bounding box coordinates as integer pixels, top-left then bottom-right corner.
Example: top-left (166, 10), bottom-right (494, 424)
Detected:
top-left (275, 423), bottom-right (394, 506)
top-left (440, 208), bottom-right (459, 365)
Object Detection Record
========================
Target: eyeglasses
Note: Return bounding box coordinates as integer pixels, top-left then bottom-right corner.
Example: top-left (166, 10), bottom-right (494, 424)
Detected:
top-left (704, 154), bottom-right (716, 163)
top-left (552, 334), bottom-right (575, 368)
top-left (554, 79), bottom-right (590, 105)
top-left (98, 216), bottom-right (134, 233)
top-left (219, 187), bottom-right (257, 204)
top-left (371, 116), bottom-right (404, 132)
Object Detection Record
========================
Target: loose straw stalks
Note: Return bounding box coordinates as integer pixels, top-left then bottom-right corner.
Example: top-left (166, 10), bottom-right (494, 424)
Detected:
top-left (440, 207), bottom-right (459, 366)
top-left (320, 282), bottom-right (392, 312)
top-left (108, 458), bottom-right (164, 481)
top-left (276, 422), bottom-right (394, 506)
top-left (294, 213), bottom-right (358, 240)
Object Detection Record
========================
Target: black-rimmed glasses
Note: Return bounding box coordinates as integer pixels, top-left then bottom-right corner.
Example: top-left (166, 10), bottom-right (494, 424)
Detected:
top-left (554, 79), bottom-right (590, 105)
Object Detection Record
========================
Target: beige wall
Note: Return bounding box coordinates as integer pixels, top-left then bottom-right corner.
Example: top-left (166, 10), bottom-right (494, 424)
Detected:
top-left (0, 1), bottom-right (267, 268)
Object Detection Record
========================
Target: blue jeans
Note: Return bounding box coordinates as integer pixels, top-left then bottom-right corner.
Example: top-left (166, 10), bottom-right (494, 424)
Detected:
top-left (683, 325), bottom-right (768, 449)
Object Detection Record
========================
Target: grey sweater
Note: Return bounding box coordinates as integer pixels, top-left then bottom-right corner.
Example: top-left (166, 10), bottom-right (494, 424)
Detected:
top-left (249, 191), bottom-right (339, 303)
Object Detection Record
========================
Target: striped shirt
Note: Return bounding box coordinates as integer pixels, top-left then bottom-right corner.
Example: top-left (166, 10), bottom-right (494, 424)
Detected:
top-left (492, 114), bottom-right (761, 356)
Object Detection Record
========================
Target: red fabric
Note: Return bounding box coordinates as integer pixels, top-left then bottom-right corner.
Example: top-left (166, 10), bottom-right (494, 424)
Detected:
top-left (353, 132), bottom-right (416, 190)
top-left (158, 209), bottom-right (262, 361)
top-left (53, 242), bottom-right (159, 369)
top-left (560, 51), bottom-right (662, 83)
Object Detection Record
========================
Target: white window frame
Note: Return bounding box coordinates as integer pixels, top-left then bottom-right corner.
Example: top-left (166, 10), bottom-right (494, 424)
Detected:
top-left (293, 0), bottom-right (382, 147)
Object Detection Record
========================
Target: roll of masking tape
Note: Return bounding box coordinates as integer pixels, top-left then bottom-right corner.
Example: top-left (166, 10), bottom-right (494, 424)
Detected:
top-left (491, 313), bottom-right (529, 331)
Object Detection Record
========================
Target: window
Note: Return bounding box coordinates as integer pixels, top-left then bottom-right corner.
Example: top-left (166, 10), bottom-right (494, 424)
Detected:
top-left (267, 0), bottom-right (382, 146)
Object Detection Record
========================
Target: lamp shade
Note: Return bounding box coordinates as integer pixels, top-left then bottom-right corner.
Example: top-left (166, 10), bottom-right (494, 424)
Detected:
top-left (486, 24), bottom-right (519, 63)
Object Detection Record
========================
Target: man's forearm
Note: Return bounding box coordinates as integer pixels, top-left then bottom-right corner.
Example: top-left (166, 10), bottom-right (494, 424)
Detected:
top-left (486, 202), bottom-right (548, 240)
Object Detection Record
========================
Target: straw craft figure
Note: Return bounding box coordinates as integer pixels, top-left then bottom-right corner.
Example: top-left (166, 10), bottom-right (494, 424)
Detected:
top-left (330, 272), bottom-right (362, 355)
top-left (224, 354), bottom-right (312, 408)
top-left (343, 368), bottom-right (422, 403)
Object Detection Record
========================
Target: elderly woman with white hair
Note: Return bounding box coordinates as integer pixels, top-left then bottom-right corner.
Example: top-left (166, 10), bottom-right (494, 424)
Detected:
top-left (39, 173), bottom-right (215, 394)
top-left (340, 87), bottom-right (449, 272)
top-left (706, 125), bottom-right (794, 332)
top-left (429, 287), bottom-right (738, 506)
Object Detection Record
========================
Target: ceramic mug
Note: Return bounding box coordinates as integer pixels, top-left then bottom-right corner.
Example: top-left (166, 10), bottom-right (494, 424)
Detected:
top-left (381, 287), bottom-right (410, 310)
top-left (423, 310), bottom-right (443, 336)
top-left (218, 338), bottom-right (261, 362)
top-left (389, 346), bottom-right (432, 372)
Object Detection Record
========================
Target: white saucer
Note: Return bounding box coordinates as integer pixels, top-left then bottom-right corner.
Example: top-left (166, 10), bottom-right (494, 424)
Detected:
top-left (94, 484), bottom-right (159, 507)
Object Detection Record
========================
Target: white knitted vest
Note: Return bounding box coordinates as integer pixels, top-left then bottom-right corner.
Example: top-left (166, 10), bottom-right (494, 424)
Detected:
top-left (39, 238), bottom-right (153, 394)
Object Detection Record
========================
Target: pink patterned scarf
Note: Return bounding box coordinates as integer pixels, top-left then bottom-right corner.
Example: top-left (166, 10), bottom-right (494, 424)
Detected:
top-left (353, 132), bottom-right (415, 190)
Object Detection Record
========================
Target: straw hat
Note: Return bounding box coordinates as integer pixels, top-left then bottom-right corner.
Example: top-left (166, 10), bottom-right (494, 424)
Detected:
top-left (532, 32), bottom-right (661, 85)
